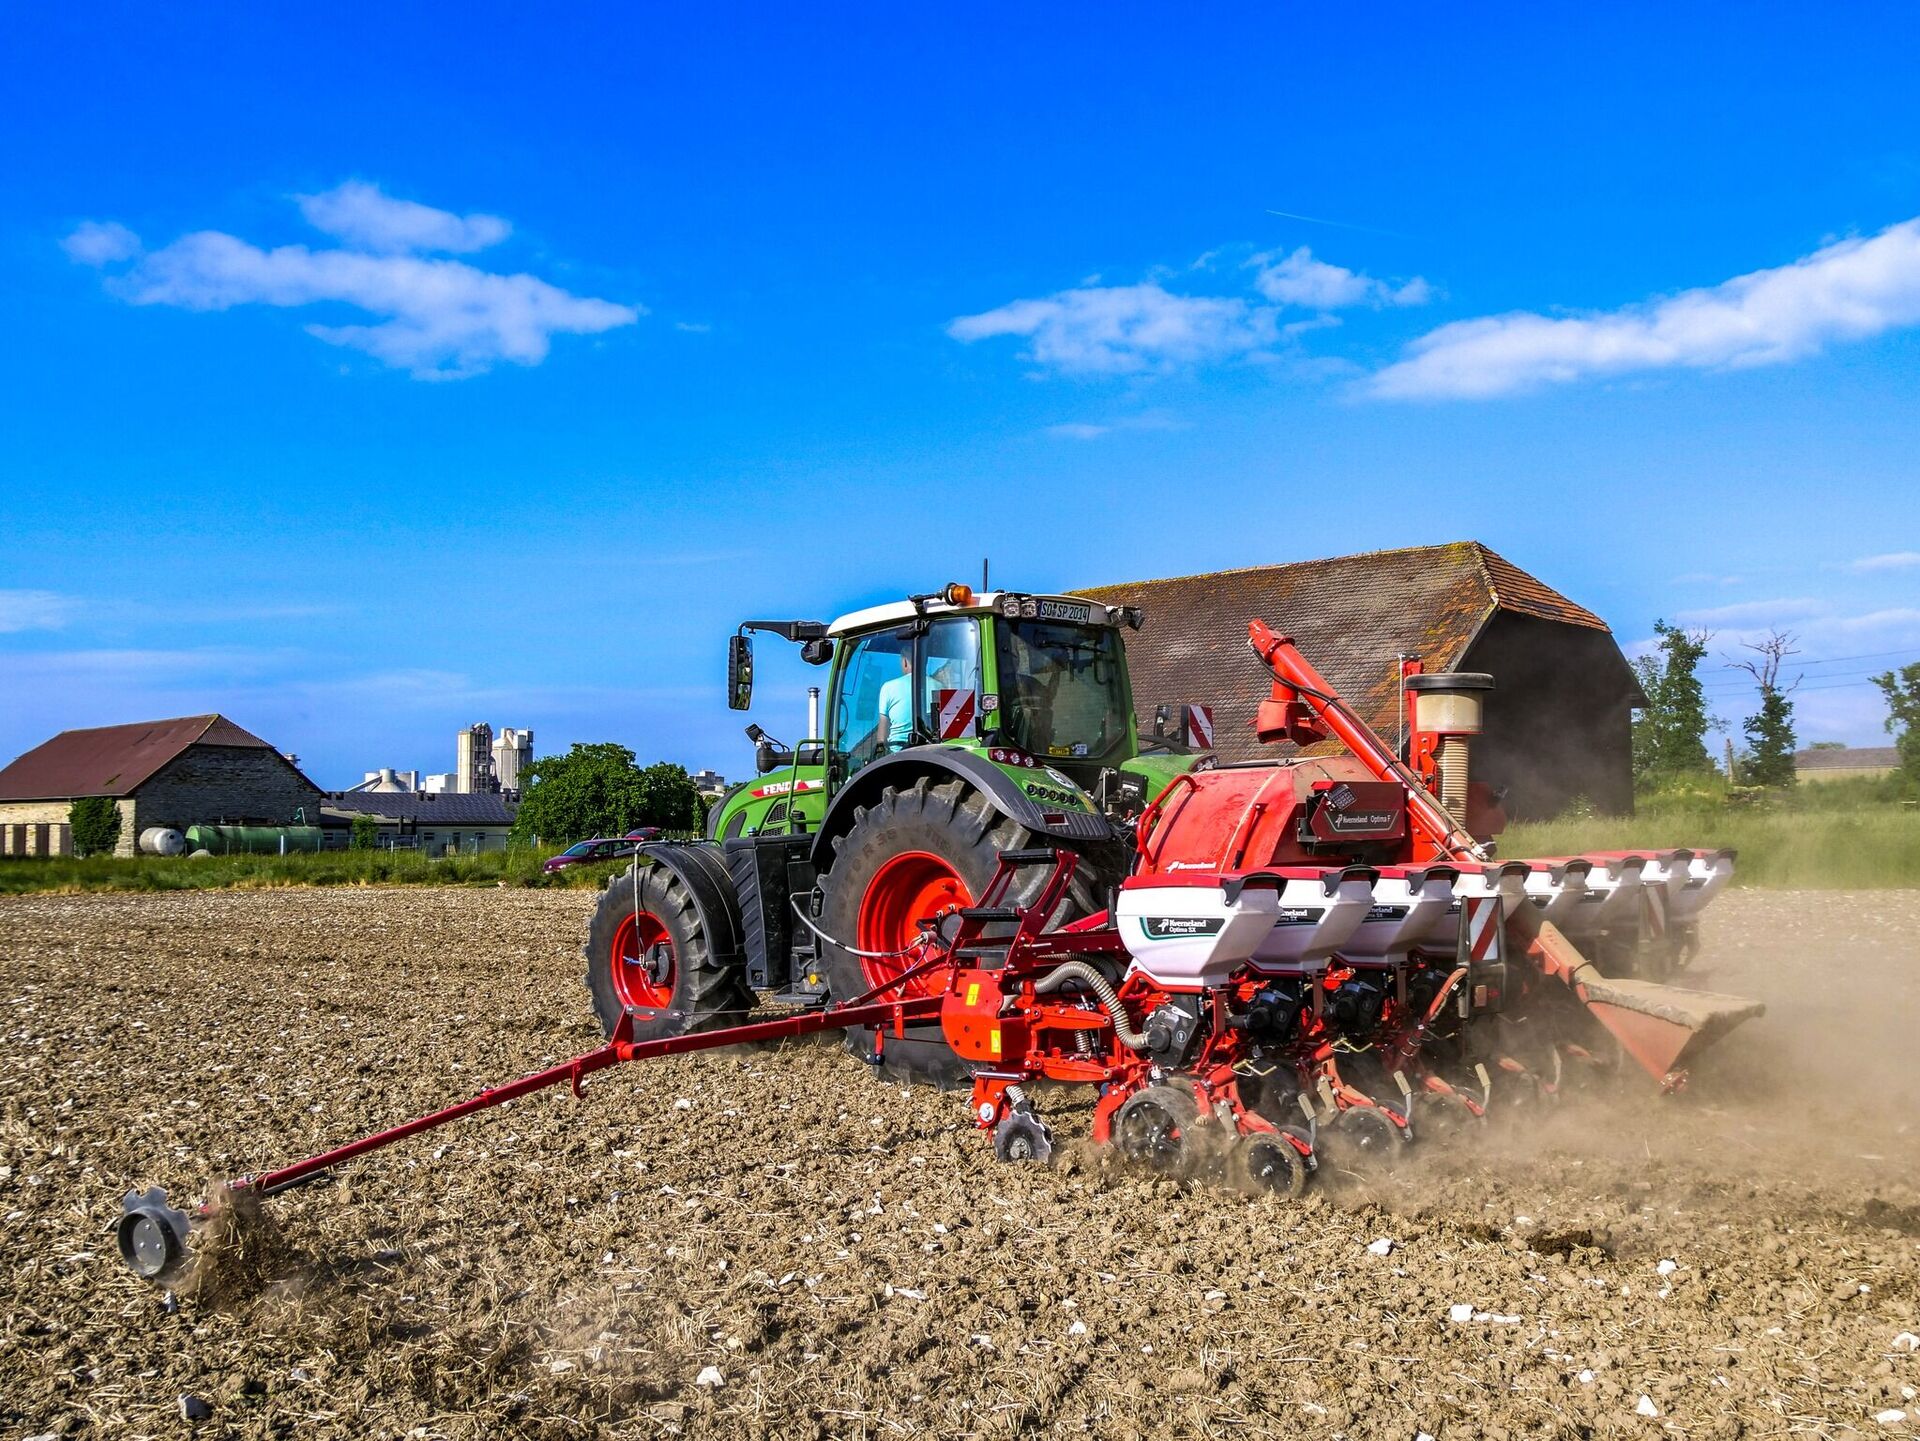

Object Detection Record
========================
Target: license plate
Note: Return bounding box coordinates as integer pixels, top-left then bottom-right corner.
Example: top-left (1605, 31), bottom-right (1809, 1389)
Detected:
top-left (1036, 600), bottom-right (1091, 624)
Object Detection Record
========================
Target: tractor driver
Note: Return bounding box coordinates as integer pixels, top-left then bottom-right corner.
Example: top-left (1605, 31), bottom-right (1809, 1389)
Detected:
top-left (876, 633), bottom-right (971, 752)
top-left (877, 650), bottom-right (915, 751)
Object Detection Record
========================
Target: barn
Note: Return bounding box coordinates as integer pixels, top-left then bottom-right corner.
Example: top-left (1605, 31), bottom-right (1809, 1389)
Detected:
top-left (0, 715), bottom-right (323, 857)
top-left (1077, 541), bottom-right (1644, 819)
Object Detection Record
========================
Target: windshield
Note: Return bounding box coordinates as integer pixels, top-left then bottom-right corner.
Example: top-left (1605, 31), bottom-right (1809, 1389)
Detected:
top-left (562, 841), bottom-right (597, 857)
top-left (994, 618), bottom-right (1130, 761)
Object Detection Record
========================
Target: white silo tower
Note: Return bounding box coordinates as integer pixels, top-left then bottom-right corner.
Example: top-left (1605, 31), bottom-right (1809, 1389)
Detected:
top-left (493, 727), bottom-right (533, 791)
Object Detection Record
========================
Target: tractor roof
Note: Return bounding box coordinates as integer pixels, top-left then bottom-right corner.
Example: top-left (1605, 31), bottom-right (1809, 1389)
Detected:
top-left (827, 591), bottom-right (1125, 636)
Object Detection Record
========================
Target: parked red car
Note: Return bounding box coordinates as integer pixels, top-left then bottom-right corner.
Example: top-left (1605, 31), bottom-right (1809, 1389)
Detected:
top-left (542, 837), bottom-right (642, 874)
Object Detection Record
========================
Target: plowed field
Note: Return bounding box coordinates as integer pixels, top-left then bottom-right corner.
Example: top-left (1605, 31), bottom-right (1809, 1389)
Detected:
top-left (2, 887), bottom-right (1917, 1439)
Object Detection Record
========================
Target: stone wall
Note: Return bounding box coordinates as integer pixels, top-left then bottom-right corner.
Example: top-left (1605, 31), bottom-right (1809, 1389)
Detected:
top-left (130, 747), bottom-right (324, 856)
top-left (0, 801), bottom-right (76, 856)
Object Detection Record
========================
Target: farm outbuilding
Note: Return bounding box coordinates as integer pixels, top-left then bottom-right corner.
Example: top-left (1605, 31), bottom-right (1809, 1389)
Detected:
top-left (320, 792), bottom-right (519, 853)
top-left (1793, 745), bottom-right (1899, 784)
top-left (1078, 541), bottom-right (1644, 819)
top-left (0, 714), bottom-right (324, 857)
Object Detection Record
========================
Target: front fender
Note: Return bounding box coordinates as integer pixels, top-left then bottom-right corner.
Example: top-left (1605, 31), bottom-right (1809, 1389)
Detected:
top-left (810, 746), bottom-right (1114, 868)
top-left (630, 842), bottom-right (747, 972)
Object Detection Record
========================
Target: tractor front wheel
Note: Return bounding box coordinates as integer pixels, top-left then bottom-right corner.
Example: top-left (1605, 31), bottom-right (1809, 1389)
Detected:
top-left (584, 864), bottom-right (751, 1040)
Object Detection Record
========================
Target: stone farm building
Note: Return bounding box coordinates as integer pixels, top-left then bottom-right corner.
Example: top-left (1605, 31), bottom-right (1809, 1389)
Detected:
top-left (0, 715), bottom-right (323, 857)
top-left (1078, 541), bottom-right (1644, 819)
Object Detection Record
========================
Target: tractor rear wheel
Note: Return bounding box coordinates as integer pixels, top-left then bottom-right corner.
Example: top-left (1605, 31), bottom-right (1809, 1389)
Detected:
top-left (816, 776), bottom-right (1109, 1086)
top-left (584, 864), bottom-right (752, 1040)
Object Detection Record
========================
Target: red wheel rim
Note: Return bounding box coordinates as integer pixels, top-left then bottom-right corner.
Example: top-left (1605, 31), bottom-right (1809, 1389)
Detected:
top-left (610, 909), bottom-right (677, 1010)
top-left (856, 850), bottom-right (971, 998)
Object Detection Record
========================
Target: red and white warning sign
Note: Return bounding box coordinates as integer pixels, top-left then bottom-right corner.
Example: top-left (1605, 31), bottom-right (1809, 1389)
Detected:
top-left (1462, 894), bottom-right (1503, 962)
top-left (1183, 703), bottom-right (1215, 749)
top-left (934, 688), bottom-right (977, 741)
top-left (1640, 881), bottom-right (1667, 940)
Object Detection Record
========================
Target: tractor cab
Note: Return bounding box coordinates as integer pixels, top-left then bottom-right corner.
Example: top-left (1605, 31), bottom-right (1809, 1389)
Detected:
top-left (708, 584), bottom-right (1187, 844)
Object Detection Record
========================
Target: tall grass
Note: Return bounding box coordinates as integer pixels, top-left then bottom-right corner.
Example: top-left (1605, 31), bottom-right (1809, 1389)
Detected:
top-left (1503, 781), bottom-right (1920, 889)
top-left (0, 847), bottom-right (624, 895)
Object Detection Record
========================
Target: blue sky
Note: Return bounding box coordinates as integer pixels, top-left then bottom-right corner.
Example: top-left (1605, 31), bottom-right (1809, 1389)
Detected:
top-left (3, 3), bottom-right (1917, 786)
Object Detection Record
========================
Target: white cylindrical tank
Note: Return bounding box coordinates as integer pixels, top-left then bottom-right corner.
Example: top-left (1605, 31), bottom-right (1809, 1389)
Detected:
top-left (139, 827), bottom-right (186, 856)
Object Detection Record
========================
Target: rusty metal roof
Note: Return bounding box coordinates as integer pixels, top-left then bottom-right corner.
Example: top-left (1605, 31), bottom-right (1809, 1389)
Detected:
top-left (1075, 541), bottom-right (1616, 754)
top-left (0, 714), bottom-right (297, 801)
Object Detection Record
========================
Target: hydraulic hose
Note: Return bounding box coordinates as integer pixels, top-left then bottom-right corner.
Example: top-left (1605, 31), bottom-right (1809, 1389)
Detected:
top-left (1033, 961), bottom-right (1150, 1050)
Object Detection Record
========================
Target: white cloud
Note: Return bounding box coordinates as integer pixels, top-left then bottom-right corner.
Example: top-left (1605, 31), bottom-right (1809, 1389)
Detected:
top-left (1250, 247), bottom-right (1430, 309)
top-left (64, 186), bottom-right (639, 379)
top-left (1369, 217), bottom-right (1920, 400)
top-left (61, 220), bottom-right (142, 266)
top-left (296, 181), bottom-right (509, 254)
top-left (1829, 606), bottom-right (1920, 632)
top-left (1043, 411), bottom-right (1184, 440)
top-left (948, 283), bottom-right (1279, 375)
top-left (0, 590), bottom-right (74, 633)
top-left (1674, 596), bottom-right (1824, 626)
top-left (1853, 551), bottom-right (1920, 573)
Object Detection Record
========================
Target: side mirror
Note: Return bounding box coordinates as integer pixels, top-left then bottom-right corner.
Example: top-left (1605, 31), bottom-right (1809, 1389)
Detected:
top-left (728, 634), bottom-right (754, 711)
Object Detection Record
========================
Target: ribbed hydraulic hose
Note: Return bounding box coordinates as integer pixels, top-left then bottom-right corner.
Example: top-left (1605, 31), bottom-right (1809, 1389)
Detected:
top-left (1033, 961), bottom-right (1150, 1050)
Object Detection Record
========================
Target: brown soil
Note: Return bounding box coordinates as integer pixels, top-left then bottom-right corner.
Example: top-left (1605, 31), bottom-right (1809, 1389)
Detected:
top-left (1, 886), bottom-right (1916, 1439)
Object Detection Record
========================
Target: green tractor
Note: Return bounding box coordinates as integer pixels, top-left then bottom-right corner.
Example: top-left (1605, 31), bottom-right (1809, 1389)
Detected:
top-left (583, 583), bottom-right (1203, 1083)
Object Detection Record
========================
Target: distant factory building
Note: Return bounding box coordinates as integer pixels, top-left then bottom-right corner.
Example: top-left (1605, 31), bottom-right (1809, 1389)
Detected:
top-left (346, 768), bottom-right (421, 793)
top-left (1078, 541), bottom-right (1644, 819)
top-left (321, 791), bottom-right (519, 853)
top-left (455, 723), bottom-right (532, 794)
top-left (0, 715), bottom-right (323, 857)
top-left (691, 768), bottom-right (729, 799)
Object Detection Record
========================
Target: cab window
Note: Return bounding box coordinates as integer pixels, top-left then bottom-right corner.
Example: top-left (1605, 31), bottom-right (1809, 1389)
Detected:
top-left (831, 627), bottom-right (914, 776)
top-left (919, 617), bottom-right (982, 741)
top-left (995, 618), bottom-right (1130, 760)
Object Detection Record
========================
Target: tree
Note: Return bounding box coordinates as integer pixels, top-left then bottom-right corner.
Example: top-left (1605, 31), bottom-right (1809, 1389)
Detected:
top-left (1728, 630), bottom-right (1800, 787)
top-left (1872, 662), bottom-right (1920, 783)
top-left (69, 796), bottom-right (122, 857)
top-left (1631, 621), bottom-right (1716, 788)
top-left (349, 814), bottom-right (380, 851)
top-left (510, 744), bottom-right (702, 844)
top-left (633, 761), bottom-right (701, 832)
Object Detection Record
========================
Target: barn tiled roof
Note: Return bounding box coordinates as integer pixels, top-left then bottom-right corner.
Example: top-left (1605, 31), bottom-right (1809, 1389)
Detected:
top-left (1075, 541), bottom-right (1614, 754)
top-left (0, 714), bottom-right (300, 801)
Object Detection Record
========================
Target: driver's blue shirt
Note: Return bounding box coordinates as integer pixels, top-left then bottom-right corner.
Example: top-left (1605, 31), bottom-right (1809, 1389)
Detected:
top-left (877, 672), bottom-right (913, 747)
